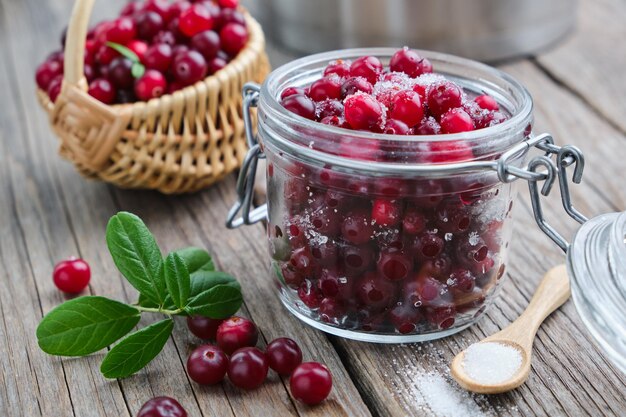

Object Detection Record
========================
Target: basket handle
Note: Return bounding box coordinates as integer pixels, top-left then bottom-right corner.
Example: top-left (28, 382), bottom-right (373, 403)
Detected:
top-left (63, 0), bottom-right (94, 88)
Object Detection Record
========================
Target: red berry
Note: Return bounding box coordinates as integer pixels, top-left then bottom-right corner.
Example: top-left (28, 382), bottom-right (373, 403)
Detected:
top-left (228, 347), bottom-right (269, 390)
top-left (95, 45), bottom-right (119, 66)
top-left (172, 50), bottom-right (208, 86)
top-left (356, 272), bottom-right (397, 312)
top-left (411, 231), bottom-right (444, 261)
top-left (126, 40), bottom-right (149, 62)
top-left (341, 209), bottom-right (374, 245)
top-left (390, 90), bottom-right (424, 128)
top-left (166, 1), bottom-right (191, 22)
top-left (88, 78), bottom-right (116, 104)
top-left (47, 75), bottom-right (64, 103)
top-left (135, 11), bottom-right (165, 40)
top-left (290, 362), bottom-right (332, 405)
top-left (179, 4), bottom-right (214, 37)
top-left (298, 280), bottom-right (323, 308)
top-left (315, 99), bottom-right (343, 119)
top-left (208, 56), bottom-right (228, 74)
top-left (389, 48), bottom-right (432, 77)
top-left (341, 76), bottom-right (373, 98)
top-left (187, 344), bottom-right (229, 385)
top-left (215, 8), bottom-right (246, 30)
top-left (143, 43), bottom-right (173, 72)
top-left (344, 94), bottom-right (383, 130)
top-left (415, 116), bottom-right (441, 135)
top-left (402, 207), bottom-right (426, 235)
top-left (105, 17), bottom-right (136, 45)
top-left (308, 76), bottom-right (342, 102)
top-left (218, 0), bottom-right (239, 9)
top-left (219, 23), bottom-right (248, 55)
top-left (186, 316), bottom-right (223, 340)
top-left (377, 248), bottom-right (413, 281)
top-left (440, 108), bottom-right (474, 133)
top-left (36, 59), bottom-right (63, 90)
top-left (371, 198), bottom-right (402, 227)
top-left (108, 57), bottom-right (134, 89)
top-left (383, 119), bottom-right (410, 135)
top-left (388, 303), bottom-right (422, 334)
top-left (216, 316), bottom-right (259, 354)
top-left (423, 140), bottom-right (474, 163)
top-left (427, 81), bottom-right (463, 118)
top-left (281, 94), bottom-right (316, 120)
top-left (266, 338), bottom-right (303, 375)
top-left (474, 94), bottom-right (499, 111)
top-left (349, 56), bottom-right (382, 84)
top-left (137, 396), bottom-right (187, 417)
top-left (134, 70), bottom-right (167, 101)
top-left (190, 30), bottom-right (221, 60)
top-left (145, 0), bottom-right (170, 21)
top-left (324, 60), bottom-right (351, 78)
top-left (53, 257), bottom-right (90, 293)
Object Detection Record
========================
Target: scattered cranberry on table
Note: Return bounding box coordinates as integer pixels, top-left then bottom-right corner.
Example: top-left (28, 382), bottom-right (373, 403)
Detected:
top-left (290, 362), bottom-right (333, 405)
top-left (36, 0), bottom-right (249, 104)
top-left (186, 316), bottom-right (223, 340)
top-left (137, 396), bottom-right (187, 417)
top-left (216, 316), bottom-right (259, 354)
top-left (52, 257), bottom-right (91, 293)
top-left (186, 344), bottom-right (229, 385)
top-left (266, 337), bottom-right (303, 375)
top-left (227, 347), bottom-right (269, 390)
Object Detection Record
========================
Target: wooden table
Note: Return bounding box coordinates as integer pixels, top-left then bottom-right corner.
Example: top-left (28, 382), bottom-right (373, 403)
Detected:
top-left (1, 0), bottom-right (625, 415)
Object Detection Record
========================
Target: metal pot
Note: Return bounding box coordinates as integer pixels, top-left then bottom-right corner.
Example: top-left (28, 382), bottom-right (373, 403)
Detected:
top-left (244, 0), bottom-right (577, 62)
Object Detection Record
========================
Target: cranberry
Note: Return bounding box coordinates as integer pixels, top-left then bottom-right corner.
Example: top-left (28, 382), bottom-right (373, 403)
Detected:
top-left (338, 136), bottom-right (381, 160)
top-left (290, 362), bottom-right (333, 405)
top-left (105, 17), bottom-right (136, 45)
top-left (377, 248), bottom-right (413, 281)
top-left (371, 199), bottom-right (402, 227)
top-left (389, 47), bottom-right (432, 77)
top-left (474, 94), bottom-right (499, 111)
top-left (341, 209), bottom-right (374, 245)
top-left (281, 94), bottom-right (316, 120)
top-left (290, 246), bottom-right (315, 275)
top-left (47, 75), bottom-right (63, 102)
top-left (308, 76), bottom-right (342, 102)
top-left (145, 0), bottom-right (171, 21)
top-left (447, 268), bottom-right (476, 293)
top-left (374, 178), bottom-right (410, 198)
top-left (475, 110), bottom-right (508, 129)
top-left (341, 76), bottom-right (373, 98)
top-left (356, 272), bottom-right (397, 312)
top-left (88, 78), bottom-right (116, 104)
top-left (281, 87), bottom-right (306, 100)
top-left (120, 2), bottom-right (141, 17)
top-left (215, 8), bottom-right (246, 30)
top-left (144, 43), bottom-right (173, 72)
top-left (427, 81), bottom-right (463, 118)
top-left (36, 59), bottom-right (63, 90)
top-left (323, 60), bottom-right (350, 78)
top-left (218, 0), bottom-right (239, 9)
top-left (220, 23), bottom-right (248, 55)
top-left (412, 83), bottom-right (427, 100)
top-left (344, 94), bottom-right (383, 130)
top-left (95, 45), bottom-right (119, 66)
top-left (411, 231), bottom-right (444, 261)
top-left (423, 140), bottom-right (474, 163)
top-left (298, 280), bottom-right (323, 308)
top-left (216, 316), bottom-right (259, 354)
top-left (187, 344), bottom-right (229, 385)
top-left (411, 180), bottom-right (445, 208)
top-left (455, 237), bottom-right (489, 267)
top-left (172, 50), bottom-right (208, 86)
top-left (83, 64), bottom-right (97, 83)
top-left (384, 119), bottom-right (410, 135)
top-left (127, 40), bottom-right (149, 62)
top-left (349, 56), bottom-right (382, 84)
top-left (418, 255), bottom-right (452, 280)
top-left (137, 396), bottom-right (187, 417)
top-left (135, 11), bottom-right (165, 40)
top-left (310, 240), bottom-right (339, 266)
top-left (435, 200), bottom-right (471, 234)
top-left (440, 108), bottom-right (474, 133)
top-left (186, 316), bottom-right (223, 340)
top-left (405, 274), bottom-right (448, 307)
top-left (402, 206), bottom-right (426, 235)
top-left (166, 1), bottom-right (191, 22)
top-left (319, 297), bottom-right (347, 323)
top-left (208, 56), bottom-right (228, 74)
top-left (317, 268), bottom-right (354, 301)
top-left (281, 263), bottom-right (305, 289)
top-left (342, 244), bottom-right (374, 276)
top-left (390, 90), bottom-right (424, 127)
top-left (388, 303), bottom-right (422, 334)
top-left (52, 257), bottom-right (90, 293)
top-left (135, 70), bottom-right (167, 101)
top-left (316, 99), bottom-right (344, 119)
top-left (415, 116), bottom-right (441, 135)
top-left (228, 347), bottom-right (269, 390)
top-left (108, 57), bottom-right (134, 89)
top-left (179, 4), bottom-right (214, 37)
top-left (426, 305), bottom-right (456, 329)
top-left (190, 30), bottom-right (221, 60)
top-left (266, 338), bottom-right (303, 375)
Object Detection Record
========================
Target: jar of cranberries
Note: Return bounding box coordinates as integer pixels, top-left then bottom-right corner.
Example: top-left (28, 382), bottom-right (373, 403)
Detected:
top-left (227, 47), bottom-right (571, 342)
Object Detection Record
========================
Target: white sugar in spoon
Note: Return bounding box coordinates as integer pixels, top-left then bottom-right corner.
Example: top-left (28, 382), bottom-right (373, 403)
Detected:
top-left (451, 264), bottom-right (570, 394)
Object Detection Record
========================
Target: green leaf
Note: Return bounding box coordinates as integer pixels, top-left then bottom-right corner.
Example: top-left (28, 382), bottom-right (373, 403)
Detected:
top-left (174, 247), bottom-right (213, 273)
top-left (100, 319), bottom-right (173, 379)
top-left (36, 296), bottom-right (140, 357)
top-left (106, 212), bottom-right (166, 306)
top-left (131, 62), bottom-right (145, 79)
top-left (190, 270), bottom-right (240, 296)
top-left (106, 42), bottom-right (140, 63)
top-left (186, 284), bottom-right (242, 319)
top-left (164, 253), bottom-right (190, 309)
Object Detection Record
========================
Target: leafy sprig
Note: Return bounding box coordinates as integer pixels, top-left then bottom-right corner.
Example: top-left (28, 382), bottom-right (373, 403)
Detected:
top-left (36, 212), bottom-right (242, 379)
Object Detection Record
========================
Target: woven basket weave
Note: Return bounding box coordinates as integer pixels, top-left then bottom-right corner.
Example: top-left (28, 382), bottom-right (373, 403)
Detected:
top-left (37, 0), bottom-right (270, 193)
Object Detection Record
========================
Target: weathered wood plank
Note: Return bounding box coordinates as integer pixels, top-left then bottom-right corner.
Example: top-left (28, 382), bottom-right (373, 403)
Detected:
top-left (536, 0), bottom-right (626, 133)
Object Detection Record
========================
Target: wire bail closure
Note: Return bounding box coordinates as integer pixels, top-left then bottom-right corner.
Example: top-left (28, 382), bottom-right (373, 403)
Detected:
top-left (227, 83), bottom-right (589, 255)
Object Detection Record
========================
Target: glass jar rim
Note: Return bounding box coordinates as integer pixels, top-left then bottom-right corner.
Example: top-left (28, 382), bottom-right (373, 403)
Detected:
top-left (259, 47), bottom-right (533, 145)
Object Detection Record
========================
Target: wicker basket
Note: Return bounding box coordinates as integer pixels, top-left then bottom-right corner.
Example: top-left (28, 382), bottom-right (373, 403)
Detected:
top-left (37, 0), bottom-right (270, 193)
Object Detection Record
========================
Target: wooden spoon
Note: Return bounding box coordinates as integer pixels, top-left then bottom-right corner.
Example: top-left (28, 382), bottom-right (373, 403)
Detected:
top-left (450, 264), bottom-right (570, 394)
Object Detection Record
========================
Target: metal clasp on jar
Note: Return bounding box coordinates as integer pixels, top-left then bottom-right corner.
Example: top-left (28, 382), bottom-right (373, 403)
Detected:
top-left (226, 82), bottom-right (589, 252)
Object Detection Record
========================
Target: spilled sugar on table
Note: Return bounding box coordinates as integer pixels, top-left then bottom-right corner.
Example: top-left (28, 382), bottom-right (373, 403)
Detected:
top-left (0, 0), bottom-right (625, 415)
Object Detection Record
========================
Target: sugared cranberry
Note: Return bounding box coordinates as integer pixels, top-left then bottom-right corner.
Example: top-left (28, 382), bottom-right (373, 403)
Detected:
top-left (388, 303), bottom-right (422, 334)
top-left (412, 231), bottom-right (444, 261)
top-left (384, 119), bottom-right (411, 135)
top-left (402, 206), bottom-right (426, 235)
top-left (440, 108), bottom-right (474, 133)
top-left (282, 94), bottom-right (316, 120)
top-left (316, 99), bottom-right (344, 119)
top-left (298, 280), bottom-right (323, 309)
top-left (290, 246), bottom-right (315, 275)
top-left (172, 50), bottom-right (207, 86)
top-left (341, 209), bottom-right (374, 245)
top-left (349, 56), bottom-right (382, 84)
top-left (266, 337), bottom-right (303, 375)
top-left (105, 17), bottom-right (136, 45)
top-left (340, 76), bottom-right (373, 98)
top-left (324, 60), bottom-right (351, 78)
top-left (179, 4), bottom-right (214, 37)
top-left (474, 110), bottom-right (508, 129)
top-left (53, 257), bottom-right (90, 293)
top-left (427, 81), bottom-right (463, 118)
top-left (47, 75), bottom-right (63, 103)
top-left (216, 316), bottom-right (259, 354)
top-left (219, 23), bottom-right (248, 55)
top-left (88, 78), bottom-right (116, 104)
top-left (415, 116), bottom-right (441, 135)
top-left (143, 43), bottom-right (173, 72)
top-left (377, 248), bottom-right (413, 281)
top-left (371, 199), bottom-right (402, 227)
top-left (435, 200), bottom-right (471, 234)
top-left (344, 94), bottom-right (383, 130)
top-left (317, 268), bottom-right (353, 301)
top-left (308, 76), bottom-right (342, 101)
top-left (137, 396), bottom-right (187, 417)
top-left (190, 30), bottom-right (221, 60)
top-left (36, 59), bottom-right (63, 90)
top-left (228, 347), bottom-right (269, 390)
top-left (356, 272), bottom-right (397, 312)
top-left (108, 57), bottom-right (134, 89)
top-left (186, 316), bottom-right (223, 340)
top-left (290, 362), bottom-right (333, 405)
top-left (389, 47), bottom-right (432, 77)
top-left (187, 344), bottom-right (229, 385)
top-left (474, 94), bottom-right (499, 111)
top-left (135, 11), bottom-right (165, 40)
top-left (135, 70), bottom-right (167, 101)
top-left (342, 244), bottom-right (374, 276)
